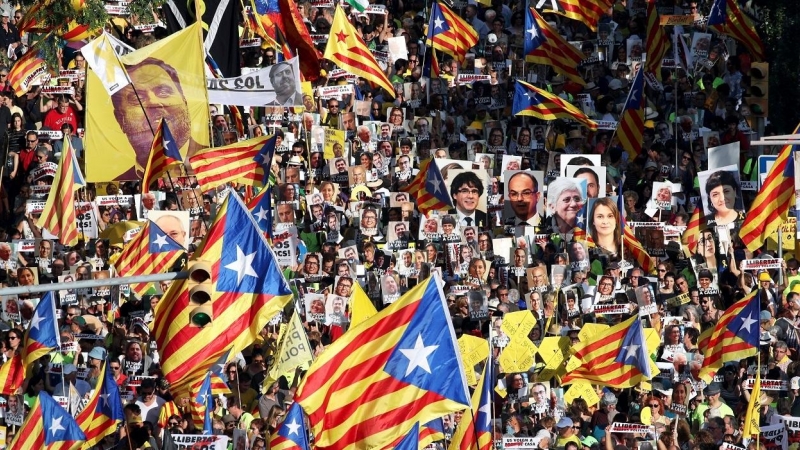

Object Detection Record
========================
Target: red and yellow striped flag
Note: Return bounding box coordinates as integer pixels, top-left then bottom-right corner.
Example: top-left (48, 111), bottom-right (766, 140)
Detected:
top-left (142, 118), bottom-right (183, 193)
top-left (158, 401), bottom-right (183, 428)
top-left (401, 159), bottom-right (452, 215)
top-left (739, 124), bottom-right (799, 251)
top-left (75, 362), bottom-right (125, 448)
top-left (8, 47), bottom-right (48, 97)
top-left (544, 0), bottom-right (612, 31)
top-left (114, 221), bottom-right (184, 283)
top-left (698, 291), bottom-right (759, 382)
top-left (708, 0), bottom-right (765, 61)
top-left (623, 227), bottom-right (656, 274)
top-left (426, 2), bottom-right (479, 64)
top-left (645, 1), bottom-right (669, 81)
top-left (0, 354), bottom-right (25, 395)
top-left (189, 134), bottom-right (276, 193)
top-left (617, 68), bottom-right (646, 158)
top-left (37, 136), bottom-right (86, 247)
top-left (512, 80), bottom-right (597, 130)
top-left (681, 205), bottom-right (705, 255)
top-left (324, 6), bottom-right (393, 96)
top-left (524, 7), bottom-right (586, 86)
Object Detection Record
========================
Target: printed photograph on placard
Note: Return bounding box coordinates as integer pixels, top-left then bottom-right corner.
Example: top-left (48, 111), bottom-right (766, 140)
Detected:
top-left (467, 289), bottom-right (488, 320)
top-left (697, 165), bottom-right (744, 227)
top-left (381, 271), bottom-right (401, 305)
top-left (594, 275), bottom-right (616, 303)
top-left (636, 284), bottom-right (658, 316)
top-left (648, 181), bottom-right (676, 211)
top-left (466, 258), bottom-right (489, 285)
top-left (587, 197), bottom-right (622, 256)
top-left (527, 266), bottom-right (549, 293)
top-left (325, 294), bottom-right (349, 325)
top-left (568, 240), bottom-right (590, 272)
top-left (147, 210), bottom-right (191, 249)
top-left (509, 126), bottom-right (533, 154)
top-left (501, 155), bottom-right (523, 179)
top-left (304, 293), bottom-right (326, 323)
top-left (475, 153), bottom-right (494, 172)
top-left (545, 177), bottom-right (587, 234)
top-left (551, 265), bottom-right (568, 288)
top-left (566, 164), bottom-right (605, 199)
top-left (444, 167), bottom-right (488, 229)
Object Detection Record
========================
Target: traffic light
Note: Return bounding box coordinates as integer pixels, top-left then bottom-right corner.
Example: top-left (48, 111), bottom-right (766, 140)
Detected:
top-left (187, 259), bottom-right (213, 327)
top-left (746, 62), bottom-right (769, 117)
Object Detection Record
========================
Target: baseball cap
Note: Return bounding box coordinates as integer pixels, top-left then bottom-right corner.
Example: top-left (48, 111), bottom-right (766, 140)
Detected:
top-left (556, 417), bottom-right (574, 429)
top-left (63, 364), bottom-right (77, 375)
top-left (582, 436), bottom-right (599, 447)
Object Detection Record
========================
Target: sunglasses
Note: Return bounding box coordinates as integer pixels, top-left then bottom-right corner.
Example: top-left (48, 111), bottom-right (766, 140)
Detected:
top-left (169, 421), bottom-right (179, 426)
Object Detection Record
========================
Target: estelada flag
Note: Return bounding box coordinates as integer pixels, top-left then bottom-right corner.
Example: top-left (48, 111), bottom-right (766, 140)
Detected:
top-left (325, 6), bottom-right (393, 97)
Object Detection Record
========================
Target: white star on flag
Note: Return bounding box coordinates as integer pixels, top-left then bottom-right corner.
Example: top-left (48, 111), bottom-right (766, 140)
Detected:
top-left (163, 139), bottom-right (171, 148)
top-left (153, 233), bottom-right (169, 250)
top-left (399, 334), bottom-right (439, 376)
top-left (624, 344), bottom-right (640, 360)
top-left (30, 310), bottom-right (44, 331)
top-left (478, 402), bottom-right (491, 426)
top-left (254, 206), bottom-right (270, 223)
top-left (527, 25), bottom-right (539, 40)
top-left (434, 16), bottom-right (444, 29)
top-left (429, 176), bottom-right (442, 194)
top-left (285, 419), bottom-right (302, 436)
top-left (740, 314), bottom-right (757, 334)
top-left (100, 393), bottom-right (110, 408)
top-left (49, 415), bottom-right (66, 436)
top-left (224, 245), bottom-right (259, 285)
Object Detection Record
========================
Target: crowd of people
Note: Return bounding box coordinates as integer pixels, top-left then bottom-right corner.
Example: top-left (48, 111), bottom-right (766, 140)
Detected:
top-left (0, 0), bottom-right (798, 449)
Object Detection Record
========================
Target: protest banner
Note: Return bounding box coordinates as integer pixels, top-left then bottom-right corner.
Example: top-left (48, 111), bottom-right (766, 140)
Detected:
top-left (206, 58), bottom-right (302, 107)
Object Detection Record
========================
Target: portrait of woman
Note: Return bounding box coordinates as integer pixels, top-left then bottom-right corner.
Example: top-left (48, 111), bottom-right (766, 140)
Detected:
top-left (388, 107), bottom-right (405, 128)
top-left (468, 258), bottom-right (487, 282)
top-left (16, 267), bottom-right (37, 287)
top-left (546, 177), bottom-right (586, 234)
top-left (694, 229), bottom-right (718, 271)
top-left (589, 197), bottom-right (622, 256)
top-left (700, 169), bottom-right (744, 226)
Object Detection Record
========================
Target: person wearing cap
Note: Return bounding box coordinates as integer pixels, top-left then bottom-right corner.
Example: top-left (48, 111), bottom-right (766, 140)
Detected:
top-left (563, 129), bottom-right (584, 155)
top-left (555, 416), bottom-right (581, 447)
top-left (691, 383), bottom-right (733, 430)
top-left (86, 346), bottom-right (107, 385)
top-left (52, 363), bottom-right (92, 397)
top-left (581, 436), bottom-right (599, 449)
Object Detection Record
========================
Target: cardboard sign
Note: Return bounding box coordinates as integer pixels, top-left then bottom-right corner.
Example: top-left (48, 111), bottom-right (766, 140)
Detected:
top-left (172, 435), bottom-right (230, 450)
top-left (740, 258), bottom-right (783, 271)
top-left (659, 15), bottom-right (697, 25)
top-left (609, 423), bottom-right (655, 434)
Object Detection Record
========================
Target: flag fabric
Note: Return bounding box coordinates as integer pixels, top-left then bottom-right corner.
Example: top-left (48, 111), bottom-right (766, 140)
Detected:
top-left (295, 275), bottom-right (470, 450)
top-left (419, 418), bottom-right (446, 449)
top-left (742, 365), bottom-right (760, 437)
top-left (698, 291), bottom-right (759, 382)
top-left (388, 422), bottom-right (419, 450)
top-left (142, 118), bottom-right (183, 194)
top-left (16, 2), bottom-right (51, 33)
top-left (154, 193), bottom-right (293, 392)
top-left (681, 205), bottom-right (705, 255)
top-left (422, 48), bottom-right (441, 80)
top-left (350, 282), bottom-right (378, 329)
top-left (114, 221), bottom-right (185, 295)
top-left (194, 373), bottom-right (215, 433)
top-left (251, 0), bottom-right (321, 81)
top-left (158, 401), bottom-right (183, 429)
top-left (22, 292), bottom-right (59, 369)
top-left (449, 354), bottom-right (493, 450)
top-left (346, 0), bottom-right (369, 13)
top-left (8, 391), bottom-right (86, 450)
top-left (707, 0), bottom-right (765, 61)
top-left (543, 0), bottom-right (612, 31)
top-left (163, 0), bottom-right (241, 78)
top-left (8, 46), bottom-right (48, 96)
top-left (270, 403), bottom-right (311, 450)
top-left (75, 362), bottom-right (125, 448)
top-left (562, 315), bottom-right (655, 387)
top-left (81, 33), bottom-right (131, 95)
top-left (426, 2), bottom-right (479, 64)
top-left (267, 311), bottom-right (314, 384)
top-left (512, 80), bottom-right (598, 131)
top-left (325, 7), bottom-right (394, 96)
top-left (572, 203), bottom-right (595, 248)
top-left (401, 159), bottom-right (453, 215)
top-left (739, 124), bottom-right (799, 252)
top-left (0, 354), bottom-right (25, 395)
top-left (523, 7), bottom-right (585, 86)
top-left (189, 134), bottom-right (276, 193)
top-left (248, 186), bottom-right (273, 239)
top-left (618, 190), bottom-right (656, 274)
top-left (645, 0), bottom-right (669, 81)
top-left (36, 136), bottom-right (86, 247)
top-left (616, 67), bottom-right (646, 158)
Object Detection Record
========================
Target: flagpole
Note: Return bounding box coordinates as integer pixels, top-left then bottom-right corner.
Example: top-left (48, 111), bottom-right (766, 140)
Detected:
top-left (608, 72), bottom-right (638, 147)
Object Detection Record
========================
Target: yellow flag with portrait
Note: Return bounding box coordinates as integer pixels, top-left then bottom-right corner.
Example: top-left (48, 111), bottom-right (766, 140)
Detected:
top-left (85, 22), bottom-right (209, 182)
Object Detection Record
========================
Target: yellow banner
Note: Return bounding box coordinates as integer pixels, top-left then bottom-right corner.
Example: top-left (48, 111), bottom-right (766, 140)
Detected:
top-left (85, 23), bottom-right (210, 182)
top-left (659, 15), bottom-right (697, 26)
top-left (267, 311), bottom-right (314, 386)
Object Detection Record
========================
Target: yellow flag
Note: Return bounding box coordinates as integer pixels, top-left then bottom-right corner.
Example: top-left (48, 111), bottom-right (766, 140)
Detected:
top-left (501, 310), bottom-right (537, 341)
top-left (743, 368), bottom-right (761, 437)
top-left (266, 311), bottom-right (313, 387)
top-left (349, 282), bottom-right (377, 329)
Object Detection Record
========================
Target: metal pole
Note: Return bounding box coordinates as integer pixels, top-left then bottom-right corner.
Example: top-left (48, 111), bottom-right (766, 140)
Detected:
top-left (0, 271), bottom-right (187, 297)
top-left (778, 227), bottom-right (784, 286)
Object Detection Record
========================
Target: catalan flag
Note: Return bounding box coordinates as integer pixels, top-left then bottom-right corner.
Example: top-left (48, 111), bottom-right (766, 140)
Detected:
top-left (422, 48), bottom-right (441, 80)
top-left (189, 134), bottom-right (276, 193)
top-left (113, 221), bottom-right (185, 296)
top-left (616, 67), bottom-right (646, 158)
top-left (250, 0), bottom-right (321, 80)
top-left (426, 2), bottom-right (479, 64)
top-left (75, 361), bottom-right (124, 448)
top-left (543, 0), bottom-right (612, 31)
top-left (742, 364), bottom-right (760, 437)
top-left (645, 0), bottom-right (669, 82)
top-left (325, 6), bottom-right (394, 97)
top-left (524, 7), bottom-right (585, 86)
top-left (698, 291), bottom-right (759, 382)
top-left (419, 418), bottom-right (446, 449)
top-left (573, 203), bottom-right (595, 248)
top-left (8, 46), bottom-right (48, 96)
top-left (449, 354), bottom-right (493, 450)
top-left (22, 292), bottom-right (59, 369)
top-left (248, 186), bottom-right (273, 239)
top-left (708, 0), bottom-right (765, 61)
top-left (8, 391), bottom-right (86, 450)
top-left (618, 189), bottom-right (655, 274)
top-left (194, 372), bottom-right (215, 433)
top-left (295, 275), bottom-right (470, 450)
top-left (0, 354), bottom-right (25, 395)
top-left (681, 205), bottom-right (705, 255)
top-left (153, 193), bottom-right (293, 393)
top-left (16, 2), bottom-right (51, 34)
top-left (739, 124), bottom-right (799, 252)
top-left (36, 135), bottom-right (86, 247)
top-left (562, 315), bottom-right (656, 387)
top-left (512, 80), bottom-right (598, 131)
top-left (401, 159), bottom-right (453, 215)
top-left (270, 403), bottom-right (311, 450)
top-left (142, 118), bottom-right (183, 194)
